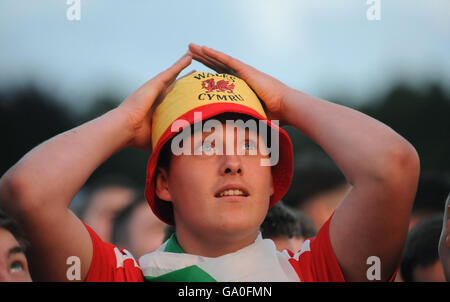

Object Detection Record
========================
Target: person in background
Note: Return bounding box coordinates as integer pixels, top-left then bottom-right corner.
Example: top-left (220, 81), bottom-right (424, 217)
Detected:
top-left (408, 174), bottom-right (450, 230)
top-left (438, 193), bottom-right (450, 281)
top-left (394, 175), bottom-right (449, 282)
top-left (112, 194), bottom-right (166, 259)
top-left (283, 163), bottom-right (351, 230)
top-left (0, 209), bottom-right (32, 282)
top-left (77, 175), bottom-right (138, 242)
top-left (400, 214), bottom-right (446, 282)
top-left (260, 201), bottom-right (316, 252)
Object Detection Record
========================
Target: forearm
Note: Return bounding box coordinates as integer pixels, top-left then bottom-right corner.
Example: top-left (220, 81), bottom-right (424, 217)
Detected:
top-left (280, 89), bottom-right (420, 281)
top-left (0, 107), bottom-right (134, 212)
top-left (281, 88), bottom-right (418, 185)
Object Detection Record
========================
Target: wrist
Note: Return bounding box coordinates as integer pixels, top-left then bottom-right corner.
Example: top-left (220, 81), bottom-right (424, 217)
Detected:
top-left (104, 107), bottom-right (137, 150)
top-left (278, 87), bottom-right (303, 126)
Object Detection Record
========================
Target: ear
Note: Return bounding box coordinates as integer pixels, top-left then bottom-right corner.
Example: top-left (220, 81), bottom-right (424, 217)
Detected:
top-left (155, 167), bottom-right (172, 202)
top-left (269, 174), bottom-right (275, 197)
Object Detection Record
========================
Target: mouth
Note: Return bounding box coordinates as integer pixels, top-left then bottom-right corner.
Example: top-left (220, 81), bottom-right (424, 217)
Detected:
top-left (214, 185), bottom-right (249, 198)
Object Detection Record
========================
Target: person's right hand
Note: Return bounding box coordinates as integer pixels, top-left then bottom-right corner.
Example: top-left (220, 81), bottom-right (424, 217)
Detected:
top-left (187, 43), bottom-right (292, 125)
top-left (118, 53), bottom-right (192, 152)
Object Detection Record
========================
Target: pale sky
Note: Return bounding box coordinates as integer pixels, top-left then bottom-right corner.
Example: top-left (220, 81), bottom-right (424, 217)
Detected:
top-left (0, 0), bottom-right (449, 111)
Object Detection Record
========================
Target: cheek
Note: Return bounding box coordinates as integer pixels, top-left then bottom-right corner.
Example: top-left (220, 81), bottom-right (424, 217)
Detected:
top-left (168, 158), bottom-right (214, 208)
top-left (170, 163), bottom-right (209, 193)
top-left (248, 163), bottom-right (273, 194)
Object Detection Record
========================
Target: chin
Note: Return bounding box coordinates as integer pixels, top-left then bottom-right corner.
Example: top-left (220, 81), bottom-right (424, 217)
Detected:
top-left (211, 214), bottom-right (262, 236)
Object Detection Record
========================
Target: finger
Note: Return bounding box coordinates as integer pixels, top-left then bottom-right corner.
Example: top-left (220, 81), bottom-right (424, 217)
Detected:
top-left (188, 45), bottom-right (230, 72)
top-left (190, 51), bottom-right (230, 74)
top-left (188, 42), bottom-right (203, 55)
top-left (189, 44), bottom-right (234, 74)
top-left (156, 53), bottom-right (192, 86)
top-left (136, 53), bottom-right (192, 107)
top-left (188, 43), bottom-right (207, 58)
top-left (153, 69), bottom-right (198, 108)
top-left (200, 45), bottom-right (246, 73)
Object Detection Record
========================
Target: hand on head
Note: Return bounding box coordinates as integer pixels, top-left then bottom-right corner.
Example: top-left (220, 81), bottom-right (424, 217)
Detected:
top-left (118, 53), bottom-right (193, 152)
top-left (188, 43), bottom-right (291, 124)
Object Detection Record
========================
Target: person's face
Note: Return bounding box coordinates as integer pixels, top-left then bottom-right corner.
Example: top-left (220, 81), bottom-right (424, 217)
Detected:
top-left (128, 202), bottom-right (166, 259)
top-left (272, 236), bottom-right (305, 252)
top-left (413, 260), bottom-right (446, 282)
top-left (84, 187), bottom-right (135, 242)
top-left (157, 121), bottom-right (274, 239)
top-left (438, 204), bottom-right (450, 281)
top-left (0, 228), bottom-right (32, 282)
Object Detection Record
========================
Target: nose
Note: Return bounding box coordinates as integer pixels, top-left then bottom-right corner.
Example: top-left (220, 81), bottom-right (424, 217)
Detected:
top-left (220, 155), bottom-right (243, 176)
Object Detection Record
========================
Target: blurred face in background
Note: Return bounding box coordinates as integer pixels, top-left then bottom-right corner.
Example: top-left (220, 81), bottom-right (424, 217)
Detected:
top-left (0, 228), bottom-right (32, 282)
top-left (83, 186), bottom-right (135, 242)
top-left (127, 202), bottom-right (166, 259)
top-left (272, 236), bottom-right (305, 253)
top-left (412, 260), bottom-right (445, 282)
top-left (439, 204), bottom-right (450, 281)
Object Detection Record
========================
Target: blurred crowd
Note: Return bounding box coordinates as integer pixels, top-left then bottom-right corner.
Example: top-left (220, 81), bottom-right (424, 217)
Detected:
top-left (1, 163), bottom-right (449, 282)
top-left (1, 82), bottom-right (449, 282)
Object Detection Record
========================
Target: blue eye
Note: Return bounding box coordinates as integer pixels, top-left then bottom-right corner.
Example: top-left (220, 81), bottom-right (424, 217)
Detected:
top-left (241, 140), bottom-right (258, 154)
top-left (10, 261), bottom-right (24, 273)
top-left (203, 143), bottom-right (213, 151)
top-left (244, 141), bottom-right (256, 150)
top-left (200, 141), bottom-right (217, 155)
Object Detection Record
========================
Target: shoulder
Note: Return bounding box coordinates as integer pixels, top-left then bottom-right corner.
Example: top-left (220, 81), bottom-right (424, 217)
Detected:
top-left (281, 215), bottom-right (346, 282)
top-left (83, 223), bottom-right (144, 282)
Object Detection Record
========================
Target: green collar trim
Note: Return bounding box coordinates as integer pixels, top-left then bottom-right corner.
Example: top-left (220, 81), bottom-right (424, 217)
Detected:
top-left (146, 235), bottom-right (217, 282)
top-left (164, 234), bottom-right (185, 254)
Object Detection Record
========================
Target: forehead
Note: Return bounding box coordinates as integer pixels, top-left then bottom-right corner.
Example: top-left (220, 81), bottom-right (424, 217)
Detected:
top-left (195, 112), bottom-right (265, 136)
top-left (156, 112), bottom-right (271, 166)
top-left (183, 116), bottom-right (270, 148)
top-left (0, 228), bottom-right (21, 256)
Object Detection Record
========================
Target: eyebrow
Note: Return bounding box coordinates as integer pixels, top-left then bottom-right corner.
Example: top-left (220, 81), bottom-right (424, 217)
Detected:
top-left (8, 246), bottom-right (25, 258)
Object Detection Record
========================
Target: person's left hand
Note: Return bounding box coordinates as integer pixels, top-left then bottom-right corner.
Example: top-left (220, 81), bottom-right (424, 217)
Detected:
top-left (118, 53), bottom-right (192, 152)
top-left (188, 43), bottom-right (292, 125)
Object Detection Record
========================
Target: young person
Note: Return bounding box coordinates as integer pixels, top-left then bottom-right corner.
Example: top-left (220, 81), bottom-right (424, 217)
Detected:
top-left (260, 201), bottom-right (316, 252)
top-left (400, 214), bottom-right (446, 281)
top-left (439, 193), bottom-right (450, 281)
top-left (0, 44), bottom-right (420, 282)
top-left (0, 209), bottom-right (32, 282)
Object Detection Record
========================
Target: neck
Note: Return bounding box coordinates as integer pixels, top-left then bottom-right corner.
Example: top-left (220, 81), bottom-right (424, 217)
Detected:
top-left (174, 226), bottom-right (260, 257)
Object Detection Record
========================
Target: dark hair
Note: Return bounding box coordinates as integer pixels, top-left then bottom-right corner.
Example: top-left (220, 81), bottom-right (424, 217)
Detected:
top-left (260, 201), bottom-right (317, 240)
top-left (0, 208), bottom-right (29, 250)
top-left (400, 214), bottom-right (444, 282)
top-left (282, 161), bottom-right (347, 209)
top-left (412, 173), bottom-right (450, 216)
top-left (77, 174), bottom-right (138, 219)
top-left (111, 194), bottom-right (146, 247)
